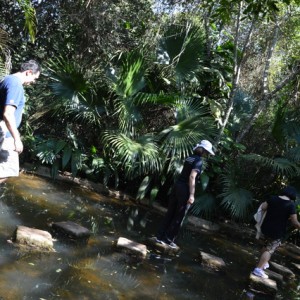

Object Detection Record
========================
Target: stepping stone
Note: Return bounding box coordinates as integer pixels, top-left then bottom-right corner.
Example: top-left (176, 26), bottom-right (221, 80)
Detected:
top-left (265, 269), bottom-right (284, 284)
top-left (13, 225), bottom-right (55, 252)
top-left (199, 251), bottom-right (226, 270)
top-left (51, 221), bottom-right (91, 240)
top-left (285, 243), bottom-right (300, 256)
top-left (269, 261), bottom-right (295, 280)
top-left (291, 262), bottom-right (300, 273)
top-left (249, 273), bottom-right (277, 296)
top-left (147, 237), bottom-right (180, 255)
top-left (116, 237), bottom-right (147, 259)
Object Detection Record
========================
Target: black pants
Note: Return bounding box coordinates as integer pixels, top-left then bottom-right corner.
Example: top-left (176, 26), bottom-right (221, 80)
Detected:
top-left (157, 181), bottom-right (189, 242)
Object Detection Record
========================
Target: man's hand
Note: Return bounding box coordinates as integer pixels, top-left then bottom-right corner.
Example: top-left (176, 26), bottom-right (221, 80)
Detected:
top-left (14, 138), bottom-right (23, 153)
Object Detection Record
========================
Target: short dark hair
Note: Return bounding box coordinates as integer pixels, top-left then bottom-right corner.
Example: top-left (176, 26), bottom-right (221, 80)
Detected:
top-left (20, 59), bottom-right (41, 74)
top-left (280, 186), bottom-right (297, 200)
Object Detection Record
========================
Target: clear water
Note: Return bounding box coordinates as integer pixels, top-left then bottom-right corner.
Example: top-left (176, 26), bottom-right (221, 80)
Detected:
top-left (0, 174), bottom-right (298, 299)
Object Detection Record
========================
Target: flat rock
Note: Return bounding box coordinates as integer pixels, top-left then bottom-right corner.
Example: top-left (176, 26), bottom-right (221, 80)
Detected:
top-left (51, 221), bottom-right (91, 240)
top-left (117, 237), bottom-right (147, 259)
top-left (13, 225), bottom-right (55, 252)
top-left (269, 261), bottom-right (295, 280)
top-left (291, 262), bottom-right (300, 273)
top-left (249, 273), bottom-right (277, 296)
top-left (147, 237), bottom-right (180, 255)
top-left (284, 243), bottom-right (300, 256)
top-left (265, 269), bottom-right (283, 284)
top-left (200, 251), bottom-right (226, 270)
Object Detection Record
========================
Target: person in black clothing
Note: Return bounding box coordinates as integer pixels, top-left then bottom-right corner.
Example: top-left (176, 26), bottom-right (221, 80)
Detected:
top-left (155, 140), bottom-right (215, 248)
top-left (252, 186), bottom-right (300, 278)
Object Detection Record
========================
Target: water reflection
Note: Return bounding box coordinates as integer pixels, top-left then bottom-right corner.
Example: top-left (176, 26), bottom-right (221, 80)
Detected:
top-left (0, 174), bottom-right (298, 299)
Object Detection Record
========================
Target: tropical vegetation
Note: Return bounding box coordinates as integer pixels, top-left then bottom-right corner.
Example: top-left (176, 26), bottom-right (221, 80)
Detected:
top-left (0, 0), bottom-right (300, 232)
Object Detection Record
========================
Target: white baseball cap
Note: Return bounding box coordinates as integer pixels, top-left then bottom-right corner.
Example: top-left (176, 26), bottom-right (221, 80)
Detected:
top-left (193, 140), bottom-right (215, 155)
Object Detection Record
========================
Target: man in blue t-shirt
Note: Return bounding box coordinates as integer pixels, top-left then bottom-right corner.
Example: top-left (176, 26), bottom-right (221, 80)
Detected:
top-left (0, 60), bottom-right (41, 183)
top-left (252, 186), bottom-right (300, 279)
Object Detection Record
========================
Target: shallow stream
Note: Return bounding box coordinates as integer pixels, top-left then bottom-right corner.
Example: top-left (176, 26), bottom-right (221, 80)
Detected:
top-left (0, 173), bottom-right (298, 299)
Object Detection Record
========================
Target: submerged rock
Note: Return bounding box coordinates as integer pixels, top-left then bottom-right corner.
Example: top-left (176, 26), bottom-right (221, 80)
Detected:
top-left (265, 269), bottom-right (284, 284)
top-left (199, 251), bottom-right (226, 270)
top-left (249, 273), bottom-right (277, 296)
top-left (269, 261), bottom-right (295, 280)
top-left (116, 237), bottom-right (147, 259)
top-left (51, 221), bottom-right (91, 241)
top-left (12, 225), bottom-right (55, 252)
top-left (147, 237), bottom-right (180, 256)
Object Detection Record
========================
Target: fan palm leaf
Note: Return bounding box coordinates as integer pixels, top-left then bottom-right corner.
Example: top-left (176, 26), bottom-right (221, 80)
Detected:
top-left (158, 105), bottom-right (217, 159)
top-left (108, 50), bottom-right (146, 133)
top-left (161, 22), bottom-right (206, 83)
top-left (191, 193), bottom-right (217, 219)
top-left (217, 161), bottom-right (254, 220)
top-left (220, 187), bottom-right (253, 220)
top-left (45, 57), bottom-right (106, 126)
top-left (241, 154), bottom-right (300, 177)
top-left (101, 131), bottom-right (162, 179)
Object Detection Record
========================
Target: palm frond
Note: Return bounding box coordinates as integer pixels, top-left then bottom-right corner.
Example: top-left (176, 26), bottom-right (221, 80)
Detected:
top-left (17, 0), bottom-right (37, 43)
top-left (102, 131), bottom-right (162, 179)
top-left (134, 92), bottom-right (181, 106)
top-left (114, 96), bottom-right (142, 133)
top-left (46, 58), bottom-right (106, 125)
top-left (0, 28), bottom-right (9, 52)
top-left (0, 58), bottom-right (7, 79)
top-left (159, 106), bottom-right (217, 159)
top-left (220, 187), bottom-right (253, 220)
top-left (191, 193), bottom-right (217, 219)
top-left (112, 51), bottom-right (146, 98)
top-left (108, 51), bottom-right (147, 133)
top-left (217, 162), bottom-right (254, 220)
top-left (241, 154), bottom-right (300, 177)
top-left (161, 22), bottom-right (206, 82)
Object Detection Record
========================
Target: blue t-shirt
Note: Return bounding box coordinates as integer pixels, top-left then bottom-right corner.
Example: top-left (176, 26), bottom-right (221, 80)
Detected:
top-left (261, 195), bottom-right (296, 239)
top-left (0, 75), bottom-right (25, 136)
top-left (177, 154), bottom-right (203, 184)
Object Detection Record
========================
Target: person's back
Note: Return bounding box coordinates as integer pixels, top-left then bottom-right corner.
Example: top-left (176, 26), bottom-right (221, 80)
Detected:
top-left (177, 154), bottom-right (203, 184)
top-left (262, 195), bottom-right (296, 239)
top-left (252, 186), bottom-right (300, 279)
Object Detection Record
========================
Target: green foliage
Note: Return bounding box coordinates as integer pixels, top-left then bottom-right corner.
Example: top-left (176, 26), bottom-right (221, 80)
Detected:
top-left (242, 154), bottom-right (300, 177)
top-left (220, 187), bottom-right (253, 220)
top-left (33, 127), bottom-right (86, 177)
top-left (102, 131), bottom-right (162, 179)
top-left (160, 22), bottom-right (206, 83)
top-left (2, 0), bottom-right (300, 225)
top-left (45, 57), bottom-right (107, 126)
top-left (17, 0), bottom-right (37, 43)
top-left (191, 193), bottom-right (217, 219)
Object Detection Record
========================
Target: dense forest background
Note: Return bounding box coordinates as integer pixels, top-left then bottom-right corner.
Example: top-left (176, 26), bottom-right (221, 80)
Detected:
top-left (1, 0), bottom-right (300, 229)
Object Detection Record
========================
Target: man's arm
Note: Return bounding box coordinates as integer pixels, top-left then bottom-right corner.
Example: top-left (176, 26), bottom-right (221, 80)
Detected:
top-left (290, 214), bottom-right (300, 229)
top-left (3, 105), bottom-right (23, 153)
